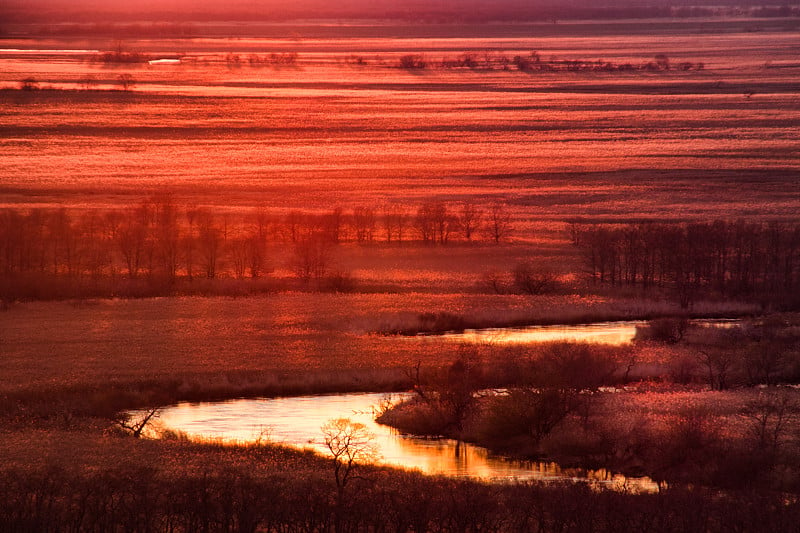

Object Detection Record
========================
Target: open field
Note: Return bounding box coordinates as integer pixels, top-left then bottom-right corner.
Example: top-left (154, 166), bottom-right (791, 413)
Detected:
top-left (1, 17), bottom-right (800, 531)
top-left (0, 293), bottom-right (766, 392)
top-left (1, 21), bottom-right (799, 223)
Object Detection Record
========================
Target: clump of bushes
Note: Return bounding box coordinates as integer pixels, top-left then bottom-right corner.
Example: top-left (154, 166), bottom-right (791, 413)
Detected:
top-left (635, 317), bottom-right (689, 344)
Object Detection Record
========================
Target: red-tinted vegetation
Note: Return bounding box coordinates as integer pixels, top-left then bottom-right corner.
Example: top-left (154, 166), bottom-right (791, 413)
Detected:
top-left (2, 14), bottom-right (800, 531)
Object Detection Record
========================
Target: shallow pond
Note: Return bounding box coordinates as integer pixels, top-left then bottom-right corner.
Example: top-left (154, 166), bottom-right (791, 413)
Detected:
top-left (151, 392), bottom-right (658, 492)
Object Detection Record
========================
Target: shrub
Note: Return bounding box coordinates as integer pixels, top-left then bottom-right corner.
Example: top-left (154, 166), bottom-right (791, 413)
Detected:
top-left (512, 261), bottom-right (557, 295)
top-left (398, 55), bottom-right (426, 69)
top-left (635, 317), bottom-right (688, 344)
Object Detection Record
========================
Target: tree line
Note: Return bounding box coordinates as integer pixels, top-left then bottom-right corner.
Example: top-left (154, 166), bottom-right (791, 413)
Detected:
top-left (572, 220), bottom-right (800, 308)
top-left (0, 197), bottom-right (513, 284)
top-left (397, 52), bottom-right (704, 73)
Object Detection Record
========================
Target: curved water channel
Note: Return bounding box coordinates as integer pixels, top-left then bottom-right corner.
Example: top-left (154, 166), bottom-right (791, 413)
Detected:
top-left (414, 318), bottom-right (741, 346)
top-left (153, 392), bottom-right (659, 491)
top-left (148, 320), bottom-right (742, 492)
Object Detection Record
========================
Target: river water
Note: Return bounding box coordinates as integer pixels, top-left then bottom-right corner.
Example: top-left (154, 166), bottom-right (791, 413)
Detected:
top-left (148, 319), bottom-right (745, 490)
top-left (419, 318), bottom-right (741, 345)
top-left (152, 392), bottom-right (659, 492)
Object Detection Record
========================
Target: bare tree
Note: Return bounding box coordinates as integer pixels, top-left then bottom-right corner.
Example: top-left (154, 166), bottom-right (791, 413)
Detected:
top-left (321, 418), bottom-right (378, 495)
top-left (414, 203), bottom-right (435, 244)
top-left (114, 407), bottom-right (160, 438)
top-left (117, 73), bottom-right (135, 91)
top-left (697, 349), bottom-right (736, 391)
top-left (184, 205), bottom-right (198, 280)
top-left (152, 193), bottom-right (180, 282)
top-left (352, 207), bottom-right (376, 243)
top-left (458, 201), bottom-right (483, 241)
top-left (485, 202), bottom-right (513, 244)
top-left (291, 233), bottom-right (331, 284)
top-left (479, 269), bottom-right (508, 294)
top-left (196, 209), bottom-right (223, 279)
top-left (321, 207), bottom-right (344, 244)
top-left (20, 77), bottom-right (39, 91)
top-left (739, 391), bottom-right (796, 455)
top-left (415, 202), bottom-right (456, 244)
top-left (382, 204), bottom-right (410, 244)
top-left (512, 261), bottom-right (557, 295)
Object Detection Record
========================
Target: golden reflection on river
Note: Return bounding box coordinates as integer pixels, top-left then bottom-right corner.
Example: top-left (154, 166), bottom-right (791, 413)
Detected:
top-left (419, 319), bottom-right (742, 346)
top-left (152, 393), bottom-right (659, 492)
top-left (438, 322), bottom-right (643, 345)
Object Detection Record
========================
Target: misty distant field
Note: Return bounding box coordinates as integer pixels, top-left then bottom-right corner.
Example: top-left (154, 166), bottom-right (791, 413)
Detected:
top-left (1, 20), bottom-right (798, 222)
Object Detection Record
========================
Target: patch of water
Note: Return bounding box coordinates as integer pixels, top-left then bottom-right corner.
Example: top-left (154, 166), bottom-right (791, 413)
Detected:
top-left (421, 318), bottom-right (741, 345)
top-left (148, 392), bottom-right (659, 492)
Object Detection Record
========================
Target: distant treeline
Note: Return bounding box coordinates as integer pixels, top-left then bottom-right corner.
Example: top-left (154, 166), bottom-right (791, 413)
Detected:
top-left (572, 220), bottom-right (800, 308)
top-left (90, 48), bottom-right (299, 66)
top-left (396, 52), bottom-right (703, 73)
top-left (6, 4), bottom-right (800, 27)
top-left (0, 197), bottom-right (512, 288)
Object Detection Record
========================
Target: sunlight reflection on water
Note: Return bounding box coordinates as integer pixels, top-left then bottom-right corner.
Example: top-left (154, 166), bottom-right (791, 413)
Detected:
top-left (152, 392), bottom-right (659, 492)
top-left (418, 319), bottom-right (741, 345)
top-left (439, 321), bottom-right (643, 345)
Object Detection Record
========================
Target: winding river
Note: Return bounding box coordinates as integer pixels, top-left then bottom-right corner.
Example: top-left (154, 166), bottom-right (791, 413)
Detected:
top-left (152, 392), bottom-right (658, 492)
top-left (147, 320), bottom-right (743, 491)
top-left (417, 318), bottom-right (741, 345)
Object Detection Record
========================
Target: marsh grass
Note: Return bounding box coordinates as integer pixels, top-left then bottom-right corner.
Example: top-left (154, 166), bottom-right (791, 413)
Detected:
top-left (378, 297), bottom-right (758, 335)
top-left (2, 20), bottom-right (800, 529)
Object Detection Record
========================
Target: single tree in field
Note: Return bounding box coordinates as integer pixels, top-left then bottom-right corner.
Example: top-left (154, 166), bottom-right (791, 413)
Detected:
top-left (321, 418), bottom-right (378, 495)
top-left (512, 261), bottom-right (557, 295)
top-left (20, 77), bottom-right (39, 91)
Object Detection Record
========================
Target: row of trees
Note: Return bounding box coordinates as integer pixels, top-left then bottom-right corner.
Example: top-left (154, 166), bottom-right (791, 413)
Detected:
top-left (398, 52), bottom-right (704, 73)
top-left (0, 198), bottom-right (514, 283)
top-left (573, 220), bottom-right (800, 307)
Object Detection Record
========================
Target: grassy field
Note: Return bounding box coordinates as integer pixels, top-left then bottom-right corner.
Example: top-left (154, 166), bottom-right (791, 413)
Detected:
top-left (1, 21), bottom-right (799, 222)
top-left (1, 17), bottom-right (799, 530)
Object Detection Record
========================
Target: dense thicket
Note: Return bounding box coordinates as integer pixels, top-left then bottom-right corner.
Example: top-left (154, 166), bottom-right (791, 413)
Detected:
top-left (1, 461), bottom-right (798, 533)
top-left (572, 220), bottom-right (800, 308)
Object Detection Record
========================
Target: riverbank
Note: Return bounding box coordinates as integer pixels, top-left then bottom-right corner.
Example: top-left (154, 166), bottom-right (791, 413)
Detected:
top-left (5, 427), bottom-right (799, 532)
top-left (2, 301), bottom-right (799, 529)
top-left (378, 386), bottom-right (800, 490)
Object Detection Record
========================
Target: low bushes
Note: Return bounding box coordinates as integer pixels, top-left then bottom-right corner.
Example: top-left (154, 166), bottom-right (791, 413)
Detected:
top-left (2, 455), bottom-right (800, 532)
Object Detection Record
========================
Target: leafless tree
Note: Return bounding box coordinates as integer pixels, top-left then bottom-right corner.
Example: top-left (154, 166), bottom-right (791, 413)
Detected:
top-left (321, 207), bottom-right (344, 244)
top-left (739, 391), bottom-right (797, 455)
top-left (479, 269), bottom-right (508, 294)
top-left (114, 407), bottom-right (160, 438)
top-left (196, 209), bottom-right (223, 279)
top-left (352, 207), bottom-right (376, 243)
top-left (485, 202), bottom-right (513, 244)
top-left (117, 73), bottom-right (135, 91)
top-left (458, 201), bottom-right (483, 241)
top-left (291, 233), bottom-right (331, 284)
top-left (321, 418), bottom-right (378, 494)
top-left (697, 349), bottom-right (736, 391)
top-left (512, 261), bottom-right (557, 295)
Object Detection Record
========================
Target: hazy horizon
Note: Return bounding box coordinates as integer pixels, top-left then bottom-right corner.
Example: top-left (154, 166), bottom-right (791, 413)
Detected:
top-left (4, 0), bottom-right (794, 24)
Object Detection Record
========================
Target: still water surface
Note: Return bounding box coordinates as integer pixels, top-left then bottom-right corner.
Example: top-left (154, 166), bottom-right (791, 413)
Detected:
top-left (154, 392), bottom-right (659, 491)
top-left (418, 318), bottom-right (740, 345)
